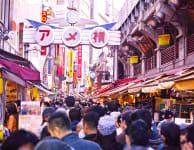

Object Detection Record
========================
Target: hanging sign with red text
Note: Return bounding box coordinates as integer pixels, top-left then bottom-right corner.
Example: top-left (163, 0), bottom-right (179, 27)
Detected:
top-left (35, 26), bottom-right (54, 46)
top-left (77, 45), bottom-right (82, 79)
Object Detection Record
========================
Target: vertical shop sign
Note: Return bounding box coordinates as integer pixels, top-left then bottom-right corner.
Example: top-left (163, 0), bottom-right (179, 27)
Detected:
top-left (69, 50), bottom-right (73, 78)
top-left (41, 46), bottom-right (47, 56)
top-left (73, 70), bottom-right (77, 88)
top-left (42, 11), bottom-right (47, 23)
top-left (19, 23), bottom-right (24, 57)
top-left (58, 45), bottom-right (64, 76)
top-left (77, 45), bottom-right (82, 79)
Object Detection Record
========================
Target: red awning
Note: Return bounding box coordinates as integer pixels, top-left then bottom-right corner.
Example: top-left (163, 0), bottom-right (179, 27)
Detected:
top-left (0, 58), bottom-right (40, 81)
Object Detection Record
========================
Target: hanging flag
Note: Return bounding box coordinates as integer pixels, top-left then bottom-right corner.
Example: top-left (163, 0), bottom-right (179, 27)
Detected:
top-left (77, 45), bottom-right (82, 79)
top-left (73, 70), bottom-right (77, 88)
top-left (69, 50), bottom-right (73, 78)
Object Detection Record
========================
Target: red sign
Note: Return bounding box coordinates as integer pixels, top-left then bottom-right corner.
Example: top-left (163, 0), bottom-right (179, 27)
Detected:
top-left (89, 27), bottom-right (109, 48)
top-left (77, 45), bottom-right (82, 79)
top-left (19, 23), bottom-right (24, 57)
top-left (73, 70), bottom-right (77, 88)
top-left (41, 47), bottom-right (47, 56)
top-left (42, 11), bottom-right (47, 23)
top-left (58, 45), bottom-right (64, 76)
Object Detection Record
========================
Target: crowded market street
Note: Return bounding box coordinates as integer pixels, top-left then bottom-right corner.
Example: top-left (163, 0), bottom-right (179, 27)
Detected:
top-left (0, 0), bottom-right (194, 150)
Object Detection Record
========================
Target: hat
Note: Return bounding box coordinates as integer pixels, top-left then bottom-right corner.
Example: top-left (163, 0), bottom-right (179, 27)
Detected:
top-left (164, 110), bottom-right (174, 119)
top-left (97, 116), bottom-right (116, 136)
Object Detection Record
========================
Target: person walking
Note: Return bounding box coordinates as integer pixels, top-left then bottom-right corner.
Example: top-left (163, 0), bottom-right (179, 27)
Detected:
top-left (47, 111), bottom-right (102, 150)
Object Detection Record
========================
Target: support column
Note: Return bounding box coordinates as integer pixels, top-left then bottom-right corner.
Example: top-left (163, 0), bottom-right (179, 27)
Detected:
top-left (130, 63), bottom-right (134, 77)
top-left (141, 56), bottom-right (146, 75)
top-left (24, 43), bottom-right (29, 59)
top-left (156, 49), bottom-right (161, 71)
top-left (113, 47), bottom-right (118, 81)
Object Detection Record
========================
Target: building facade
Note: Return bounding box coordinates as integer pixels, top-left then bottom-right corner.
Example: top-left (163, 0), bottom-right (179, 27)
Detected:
top-left (113, 0), bottom-right (194, 80)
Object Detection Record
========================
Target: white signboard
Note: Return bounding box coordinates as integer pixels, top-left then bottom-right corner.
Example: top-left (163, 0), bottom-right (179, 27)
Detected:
top-left (62, 27), bottom-right (81, 47)
top-left (35, 26), bottom-right (54, 46)
top-left (89, 27), bottom-right (109, 48)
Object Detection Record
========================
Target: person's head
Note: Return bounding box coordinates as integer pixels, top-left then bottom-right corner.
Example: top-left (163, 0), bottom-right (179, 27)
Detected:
top-left (69, 108), bottom-right (81, 122)
top-left (107, 101), bottom-right (117, 112)
top-left (65, 96), bottom-right (75, 107)
top-left (83, 112), bottom-right (99, 135)
top-left (6, 103), bottom-right (17, 115)
top-left (160, 122), bottom-right (180, 147)
top-left (48, 112), bottom-right (72, 139)
top-left (125, 119), bottom-right (149, 148)
top-left (131, 109), bottom-right (152, 130)
top-left (34, 137), bottom-right (72, 150)
top-left (164, 110), bottom-right (174, 122)
top-left (121, 111), bottom-right (133, 130)
top-left (43, 102), bottom-right (50, 108)
top-left (42, 107), bottom-right (55, 124)
top-left (186, 123), bottom-right (194, 146)
top-left (2, 129), bottom-right (39, 150)
top-left (89, 105), bottom-right (105, 117)
top-left (96, 116), bottom-right (117, 150)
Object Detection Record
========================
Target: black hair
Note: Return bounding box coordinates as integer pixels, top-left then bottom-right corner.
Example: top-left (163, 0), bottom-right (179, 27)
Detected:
top-left (186, 123), bottom-right (194, 146)
top-left (121, 110), bottom-right (133, 126)
top-left (107, 101), bottom-right (117, 112)
top-left (164, 110), bottom-right (174, 119)
top-left (42, 107), bottom-right (55, 125)
top-left (161, 122), bottom-right (180, 147)
top-left (69, 108), bottom-right (81, 122)
top-left (96, 130), bottom-right (121, 150)
top-left (7, 103), bottom-right (17, 115)
top-left (48, 112), bottom-right (71, 132)
top-left (89, 105), bottom-right (105, 117)
top-left (125, 119), bottom-right (149, 146)
top-left (2, 129), bottom-right (39, 150)
top-left (83, 112), bottom-right (99, 130)
top-left (131, 109), bottom-right (152, 129)
top-left (44, 102), bottom-right (50, 107)
top-left (65, 96), bottom-right (75, 107)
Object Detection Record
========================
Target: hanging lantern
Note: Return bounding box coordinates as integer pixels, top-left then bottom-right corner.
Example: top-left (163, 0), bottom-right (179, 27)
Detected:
top-left (0, 73), bottom-right (3, 95)
top-left (154, 11), bottom-right (165, 24)
top-left (147, 19), bottom-right (157, 29)
top-left (169, 0), bottom-right (180, 9)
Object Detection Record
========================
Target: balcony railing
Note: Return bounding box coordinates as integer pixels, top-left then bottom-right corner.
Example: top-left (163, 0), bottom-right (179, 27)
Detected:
top-left (145, 55), bottom-right (156, 72)
top-left (187, 34), bottom-right (194, 55)
top-left (161, 44), bottom-right (178, 65)
top-left (134, 63), bottom-right (142, 76)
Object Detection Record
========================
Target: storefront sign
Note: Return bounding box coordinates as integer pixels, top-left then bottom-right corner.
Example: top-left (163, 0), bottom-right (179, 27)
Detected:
top-left (58, 45), bottom-right (64, 76)
top-left (35, 26), bottom-right (54, 46)
top-left (73, 70), bottom-right (77, 88)
top-left (41, 11), bottom-right (47, 23)
top-left (77, 45), bottom-right (82, 79)
top-left (48, 74), bottom-right (52, 88)
top-left (69, 50), bottom-right (73, 78)
top-left (40, 46), bottom-right (47, 55)
top-left (158, 34), bottom-right (170, 46)
top-left (130, 56), bottom-right (138, 63)
top-left (89, 27), bottom-right (109, 48)
top-left (19, 23), bottom-right (24, 57)
top-left (62, 27), bottom-right (81, 47)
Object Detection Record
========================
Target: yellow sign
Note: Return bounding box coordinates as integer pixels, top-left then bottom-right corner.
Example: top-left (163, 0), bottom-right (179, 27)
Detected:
top-left (0, 72), bottom-right (3, 95)
top-left (158, 34), bottom-right (170, 46)
top-left (69, 50), bottom-right (73, 78)
top-left (86, 75), bottom-right (92, 87)
top-left (31, 87), bottom-right (38, 98)
top-left (130, 56), bottom-right (138, 63)
top-left (0, 125), bottom-right (4, 141)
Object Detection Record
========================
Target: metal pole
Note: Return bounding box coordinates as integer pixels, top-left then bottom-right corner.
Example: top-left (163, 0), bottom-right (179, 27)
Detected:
top-left (24, 43), bottom-right (29, 59)
top-left (114, 46), bottom-right (118, 80)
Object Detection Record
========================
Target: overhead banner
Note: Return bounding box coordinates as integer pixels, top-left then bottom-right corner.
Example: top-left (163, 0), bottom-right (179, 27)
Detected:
top-left (77, 45), bottom-right (82, 79)
top-left (130, 56), bottom-right (138, 63)
top-left (69, 50), bottom-right (73, 78)
top-left (158, 34), bottom-right (170, 46)
top-left (73, 70), bottom-right (77, 88)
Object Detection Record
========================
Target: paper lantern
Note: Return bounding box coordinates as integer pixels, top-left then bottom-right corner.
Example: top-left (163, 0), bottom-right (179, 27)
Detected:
top-left (147, 20), bottom-right (157, 29)
top-left (154, 11), bottom-right (165, 23)
top-left (169, 0), bottom-right (180, 9)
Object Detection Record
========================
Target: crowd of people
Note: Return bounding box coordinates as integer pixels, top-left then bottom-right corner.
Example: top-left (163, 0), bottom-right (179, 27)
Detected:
top-left (0, 96), bottom-right (194, 150)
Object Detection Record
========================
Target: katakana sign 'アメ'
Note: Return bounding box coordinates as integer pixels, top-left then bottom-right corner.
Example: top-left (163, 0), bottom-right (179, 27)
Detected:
top-left (35, 26), bottom-right (54, 46)
top-left (62, 27), bottom-right (81, 47)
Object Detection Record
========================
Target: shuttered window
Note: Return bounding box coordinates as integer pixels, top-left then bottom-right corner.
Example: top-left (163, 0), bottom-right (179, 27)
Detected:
top-left (187, 34), bottom-right (194, 55)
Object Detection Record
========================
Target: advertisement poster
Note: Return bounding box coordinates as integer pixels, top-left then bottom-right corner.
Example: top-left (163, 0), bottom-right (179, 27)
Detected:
top-left (19, 102), bottom-right (42, 136)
